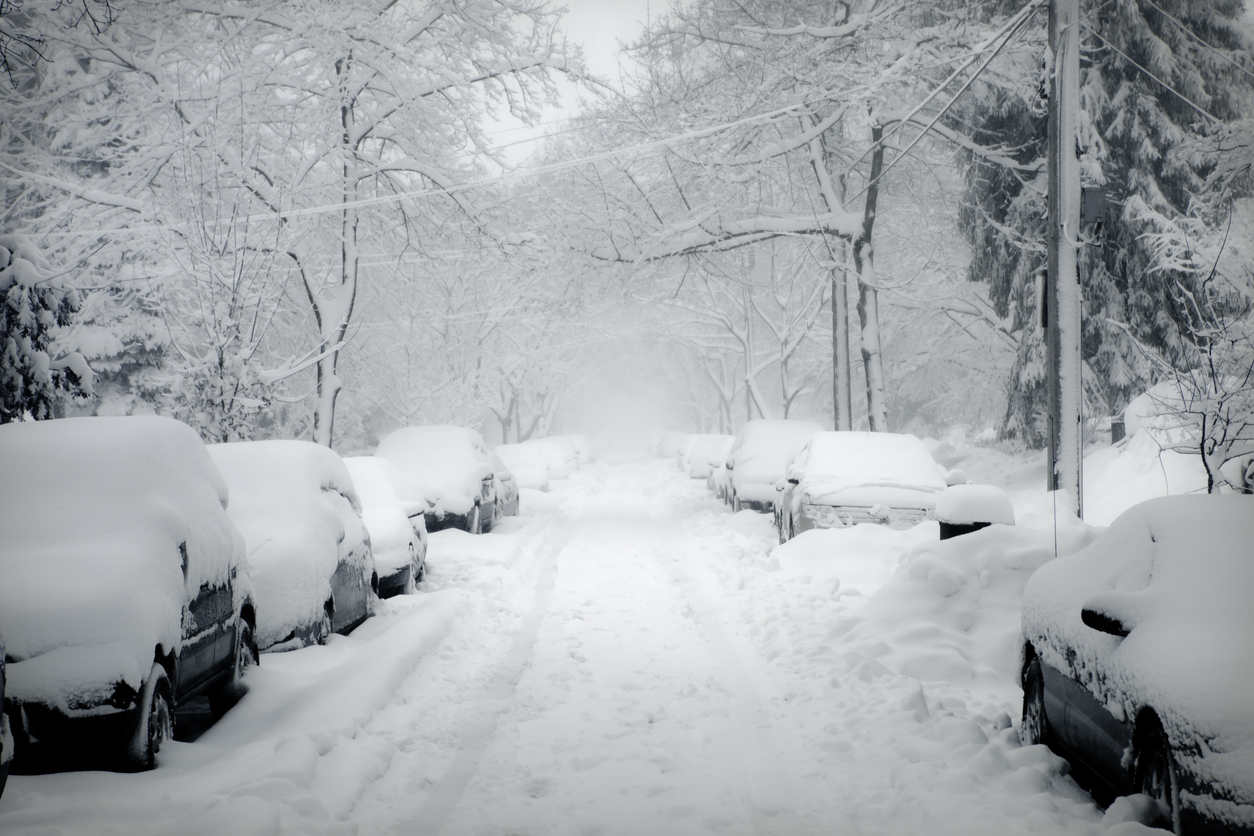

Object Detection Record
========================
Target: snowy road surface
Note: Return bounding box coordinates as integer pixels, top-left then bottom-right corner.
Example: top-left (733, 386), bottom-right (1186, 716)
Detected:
top-left (0, 460), bottom-right (1154, 836)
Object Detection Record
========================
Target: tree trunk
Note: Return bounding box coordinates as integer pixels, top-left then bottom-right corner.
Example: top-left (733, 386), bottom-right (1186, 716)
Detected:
top-left (832, 242), bottom-right (852, 431)
top-left (853, 122), bottom-right (888, 432)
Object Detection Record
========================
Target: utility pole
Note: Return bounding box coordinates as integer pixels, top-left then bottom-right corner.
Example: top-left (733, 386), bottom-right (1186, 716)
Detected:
top-left (1046, 0), bottom-right (1084, 517)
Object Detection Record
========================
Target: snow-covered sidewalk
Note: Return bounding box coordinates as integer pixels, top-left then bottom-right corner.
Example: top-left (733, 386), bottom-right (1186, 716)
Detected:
top-left (0, 460), bottom-right (1159, 836)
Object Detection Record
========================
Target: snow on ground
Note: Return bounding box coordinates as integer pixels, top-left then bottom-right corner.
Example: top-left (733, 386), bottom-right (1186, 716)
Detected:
top-left (0, 451), bottom-right (1182, 835)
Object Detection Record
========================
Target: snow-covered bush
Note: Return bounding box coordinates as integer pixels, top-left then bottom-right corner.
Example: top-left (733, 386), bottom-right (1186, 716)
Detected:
top-left (0, 235), bottom-right (92, 422)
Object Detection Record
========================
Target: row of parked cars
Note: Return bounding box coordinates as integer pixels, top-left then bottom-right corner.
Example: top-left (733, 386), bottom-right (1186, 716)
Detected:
top-left (665, 422), bottom-right (1253, 834)
top-left (0, 416), bottom-right (588, 789)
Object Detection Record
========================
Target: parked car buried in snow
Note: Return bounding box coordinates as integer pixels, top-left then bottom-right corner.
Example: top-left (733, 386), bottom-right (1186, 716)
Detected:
top-left (1, 630), bottom-right (10, 797)
top-left (0, 416), bottom-right (258, 772)
top-left (775, 431), bottom-right (951, 542)
top-left (344, 457), bottom-right (428, 598)
top-left (1020, 495), bottom-right (1254, 834)
top-left (680, 433), bottom-right (735, 480)
top-left (376, 426), bottom-right (498, 534)
top-left (494, 442), bottom-right (550, 492)
top-left (209, 440), bottom-right (375, 652)
top-left (724, 419), bottom-right (821, 513)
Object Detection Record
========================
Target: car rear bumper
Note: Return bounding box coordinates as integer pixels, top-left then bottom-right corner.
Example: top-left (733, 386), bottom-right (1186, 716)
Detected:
top-left (377, 565), bottom-right (413, 599)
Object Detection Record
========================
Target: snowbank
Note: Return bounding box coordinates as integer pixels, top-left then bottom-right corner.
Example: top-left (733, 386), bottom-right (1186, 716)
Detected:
top-left (935, 484), bottom-right (1015, 526)
top-left (0, 416), bottom-right (247, 707)
top-left (770, 522), bottom-right (939, 595)
top-left (209, 441), bottom-right (371, 651)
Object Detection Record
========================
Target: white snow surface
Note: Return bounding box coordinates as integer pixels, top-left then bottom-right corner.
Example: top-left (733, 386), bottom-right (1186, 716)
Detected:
top-left (795, 431), bottom-right (947, 510)
top-left (343, 457), bottom-right (421, 579)
top-left (0, 416), bottom-right (247, 707)
top-left (1022, 495), bottom-right (1254, 825)
top-left (208, 441), bottom-right (371, 651)
top-left (494, 443), bottom-right (550, 491)
top-left (375, 426), bottom-right (493, 518)
top-left (681, 433), bottom-right (735, 478)
top-left (935, 484), bottom-right (1016, 526)
top-left (0, 454), bottom-right (1192, 836)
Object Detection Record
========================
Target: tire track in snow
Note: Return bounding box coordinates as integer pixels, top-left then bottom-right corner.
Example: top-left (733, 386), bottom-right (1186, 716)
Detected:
top-left (397, 525), bottom-right (568, 834)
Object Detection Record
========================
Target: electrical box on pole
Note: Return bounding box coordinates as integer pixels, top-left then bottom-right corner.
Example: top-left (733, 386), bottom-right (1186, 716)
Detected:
top-left (1047, 0), bottom-right (1084, 518)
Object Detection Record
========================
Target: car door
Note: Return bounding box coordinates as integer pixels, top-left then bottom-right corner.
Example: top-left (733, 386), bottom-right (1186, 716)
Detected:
top-left (179, 542), bottom-right (235, 696)
top-left (1042, 655), bottom-right (1134, 793)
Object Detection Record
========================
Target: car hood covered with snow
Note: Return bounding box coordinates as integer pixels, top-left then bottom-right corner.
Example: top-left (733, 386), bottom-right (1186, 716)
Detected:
top-left (0, 416), bottom-right (247, 708)
top-left (1021, 495), bottom-right (1254, 826)
top-left (209, 440), bottom-right (371, 650)
top-left (376, 426), bottom-right (492, 518)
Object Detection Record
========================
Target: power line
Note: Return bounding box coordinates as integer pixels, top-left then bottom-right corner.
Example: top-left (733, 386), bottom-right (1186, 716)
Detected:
top-left (1081, 22), bottom-right (1220, 123)
top-left (1141, 0), bottom-right (1254, 84)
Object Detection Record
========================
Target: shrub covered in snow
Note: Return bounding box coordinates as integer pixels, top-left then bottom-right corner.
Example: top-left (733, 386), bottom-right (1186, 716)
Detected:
top-left (0, 416), bottom-right (248, 710)
top-left (209, 440), bottom-right (374, 650)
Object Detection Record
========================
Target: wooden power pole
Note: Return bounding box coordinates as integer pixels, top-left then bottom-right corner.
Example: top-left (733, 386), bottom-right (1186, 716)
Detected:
top-left (1047, 0), bottom-right (1084, 517)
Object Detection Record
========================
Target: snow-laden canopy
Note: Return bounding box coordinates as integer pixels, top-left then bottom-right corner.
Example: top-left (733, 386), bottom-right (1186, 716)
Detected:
top-left (208, 440), bottom-right (369, 650)
top-left (344, 457), bottom-right (421, 579)
top-left (0, 416), bottom-right (246, 707)
top-left (376, 426), bottom-right (493, 517)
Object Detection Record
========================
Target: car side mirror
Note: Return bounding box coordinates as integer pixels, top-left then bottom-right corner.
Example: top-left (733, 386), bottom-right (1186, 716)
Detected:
top-left (945, 469), bottom-right (969, 487)
top-left (1081, 607), bottom-right (1131, 638)
top-left (725, 460), bottom-right (735, 471)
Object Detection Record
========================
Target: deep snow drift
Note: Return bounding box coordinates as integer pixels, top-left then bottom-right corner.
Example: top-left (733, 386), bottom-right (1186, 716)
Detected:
top-left (0, 435), bottom-right (1217, 835)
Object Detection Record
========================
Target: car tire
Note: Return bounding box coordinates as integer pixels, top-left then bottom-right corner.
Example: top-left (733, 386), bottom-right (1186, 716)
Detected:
top-left (318, 599), bottom-right (334, 644)
top-left (1020, 655), bottom-right (1049, 747)
top-left (469, 503), bottom-right (482, 535)
top-left (1135, 726), bottom-right (1179, 832)
top-left (128, 663), bottom-right (173, 771)
top-left (210, 619), bottom-right (257, 718)
top-left (733, 495), bottom-right (743, 513)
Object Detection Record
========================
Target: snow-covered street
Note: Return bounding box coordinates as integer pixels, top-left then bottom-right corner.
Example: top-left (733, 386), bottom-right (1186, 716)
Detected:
top-left (0, 459), bottom-right (1160, 836)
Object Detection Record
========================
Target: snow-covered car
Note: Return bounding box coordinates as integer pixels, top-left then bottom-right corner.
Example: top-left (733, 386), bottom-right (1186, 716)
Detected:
top-left (776, 432), bottom-right (950, 541)
top-left (680, 433), bottom-right (735, 479)
top-left (495, 443), bottom-right (550, 491)
top-left (524, 439), bottom-right (570, 481)
top-left (558, 433), bottom-right (593, 465)
top-left (491, 452), bottom-right (520, 519)
top-left (1020, 495), bottom-right (1254, 834)
top-left (724, 419), bottom-right (821, 512)
top-left (377, 426), bottom-right (498, 534)
top-left (0, 416), bottom-right (257, 772)
top-left (209, 441), bottom-right (375, 651)
top-left (1, 630), bottom-right (10, 798)
top-left (343, 457), bottom-right (427, 598)
top-left (544, 436), bottom-right (581, 472)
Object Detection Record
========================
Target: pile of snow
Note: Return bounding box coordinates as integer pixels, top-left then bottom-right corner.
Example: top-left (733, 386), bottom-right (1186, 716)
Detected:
top-left (730, 419), bottom-right (821, 503)
top-left (495, 443), bottom-right (549, 491)
top-left (0, 416), bottom-right (247, 708)
top-left (1023, 495), bottom-right (1254, 826)
top-left (375, 426), bottom-right (492, 518)
top-left (770, 523), bottom-right (939, 595)
top-left (209, 441), bottom-right (371, 651)
top-left (840, 506), bottom-right (1099, 689)
top-left (343, 457), bottom-right (423, 584)
top-left (935, 484), bottom-right (1015, 525)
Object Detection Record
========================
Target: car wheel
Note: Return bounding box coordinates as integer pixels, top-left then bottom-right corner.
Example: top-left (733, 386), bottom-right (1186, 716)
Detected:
top-left (128, 663), bottom-right (173, 771)
top-left (732, 495), bottom-right (743, 513)
top-left (469, 503), bottom-right (482, 535)
top-left (210, 620), bottom-right (257, 718)
top-left (1020, 655), bottom-right (1048, 747)
top-left (1136, 727), bottom-right (1178, 831)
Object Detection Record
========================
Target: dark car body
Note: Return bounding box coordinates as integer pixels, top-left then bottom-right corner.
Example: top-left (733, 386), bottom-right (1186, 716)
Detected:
top-left (1020, 496), bottom-right (1254, 834)
top-left (0, 417), bottom-right (258, 772)
top-left (1, 631), bottom-right (10, 797)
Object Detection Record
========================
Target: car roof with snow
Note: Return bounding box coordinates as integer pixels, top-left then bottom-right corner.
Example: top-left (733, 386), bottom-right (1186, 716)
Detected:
top-left (0, 416), bottom-right (246, 702)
